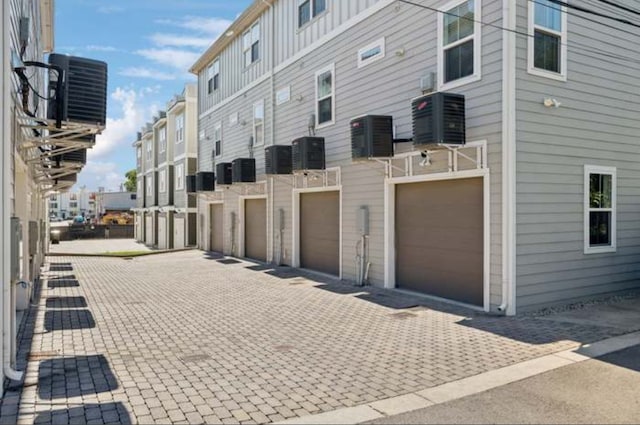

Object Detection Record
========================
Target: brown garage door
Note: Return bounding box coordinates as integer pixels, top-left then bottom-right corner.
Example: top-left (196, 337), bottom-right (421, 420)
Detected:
top-left (209, 204), bottom-right (224, 253)
top-left (395, 178), bottom-right (483, 306)
top-left (244, 199), bottom-right (267, 262)
top-left (300, 191), bottom-right (339, 276)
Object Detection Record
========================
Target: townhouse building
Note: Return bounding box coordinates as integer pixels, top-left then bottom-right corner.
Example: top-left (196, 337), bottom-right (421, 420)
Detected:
top-left (190, 0), bottom-right (640, 315)
top-left (133, 83), bottom-right (198, 249)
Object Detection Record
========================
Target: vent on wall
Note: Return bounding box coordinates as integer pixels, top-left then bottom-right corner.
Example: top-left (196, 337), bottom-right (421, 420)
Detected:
top-left (232, 158), bottom-right (256, 183)
top-left (216, 163), bottom-right (233, 185)
top-left (196, 172), bottom-right (215, 192)
top-left (351, 115), bottom-right (394, 160)
top-left (292, 137), bottom-right (325, 171)
top-left (412, 92), bottom-right (466, 147)
top-left (265, 145), bottom-right (292, 175)
top-left (48, 54), bottom-right (108, 126)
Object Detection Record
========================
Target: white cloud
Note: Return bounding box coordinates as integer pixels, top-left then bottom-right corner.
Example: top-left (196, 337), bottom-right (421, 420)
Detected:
top-left (86, 45), bottom-right (118, 52)
top-left (120, 67), bottom-right (176, 81)
top-left (88, 87), bottom-right (145, 161)
top-left (81, 161), bottom-right (123, 192)
top-left (155, 16), bottom-right (232, 37)
top-left (135, 48), bottom-right (201, 72)
top-left (148, 33), bottom-right (212, 48)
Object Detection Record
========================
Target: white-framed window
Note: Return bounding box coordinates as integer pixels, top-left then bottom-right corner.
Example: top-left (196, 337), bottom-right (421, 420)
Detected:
top-left (159, 169), bottom-right (167, 193)
top-left (207, 59), bottom-right (220, 94)
top-left (437, 0), bottom-right (481, 90)
top-left (146, 176), bottom-right (153, 196)
top-left (276, 86), bottom-right (291, 105)
top-left (315, 64), bottom-right (335, 128)
top-left (136, 147), bottom-right (141, 160)
top-left (146, 141), bottom-right (152, 161)
top-left (528, 0), bottom-right (567, 81)
top-left (298, 0), bottom-right (327, 28)
top-left (176, 163), bottom-right (184, 190)
top-left (214, 122), bottom-right (223, 157)
top-left (357, 37), bottom-right (385, 69)
top-left (584, 165), bottom-right (616, 254)
top-left (243, 21), bottom-right (260, 67)
top-left (176, 113), bottom-right (185, 144)
top-left (253, 100), bottom-right (264, 146)
top-left (158, 127), bottom-right (167, 153)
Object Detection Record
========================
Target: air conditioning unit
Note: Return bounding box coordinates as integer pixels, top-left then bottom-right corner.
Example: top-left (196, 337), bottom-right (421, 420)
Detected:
top-left (186, 175), bottom-right (196, 194)
top-left (55, 173), bottom-right (77, 185)
top-left (351, 115), bottom-right (394, 160)
top-left (232, 158), bottom-right (256, 183)
top-left (53, 148), bottom-right (87, 165)
top-left (216, 163), bottom-right (233, 185)
top-left (48, 54), bottom-right (108, 126)
top-left (412, 92), bottom-right (466, 146)
top-left (265, 145), bottom-right (292, 175)
top-left (196, 172), bottom-right (215, 192)
top-left (292, 137), bottom-right (325, 171)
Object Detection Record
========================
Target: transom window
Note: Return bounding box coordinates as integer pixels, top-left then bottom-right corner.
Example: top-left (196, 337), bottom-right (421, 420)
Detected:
top-left (529, 0), bottom-right (567, 79)
top-left (243, 22), bottom-right (260, 67)
top-left (207, 60), bottom-right (219, 94)
top-left (439, 0), bottom-right (480, 87)
top-left (253, 101), bottom-right (264, 146)
top-left (176, 113), bottom-right (185, 144)
top-left (315, 64), bottom-right (334, 127)
top-left (176, 163), bottom-right (184, 190)
top-left (585, 165), bottom-right (616, 254)
top-left (158, 127), bottom-right (167, 153)
top-left (214, 122), bottom-right (222, 156)
top-left (298, 0), bottom-right (326, 28)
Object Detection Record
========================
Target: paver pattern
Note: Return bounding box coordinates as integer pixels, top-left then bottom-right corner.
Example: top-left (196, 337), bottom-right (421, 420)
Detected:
top-left (49, 239), bottom-right (153, 255)
top-left (0, 250), bottom-right (630, 424)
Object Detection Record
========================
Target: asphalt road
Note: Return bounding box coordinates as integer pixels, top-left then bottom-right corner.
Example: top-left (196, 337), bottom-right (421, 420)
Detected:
top-left (368, 344), bottom-right (640, 424)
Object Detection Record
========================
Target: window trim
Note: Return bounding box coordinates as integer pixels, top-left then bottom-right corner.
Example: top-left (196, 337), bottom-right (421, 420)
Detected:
top-left (584, 165), bottom-right (617, 255)
top-left (437, 0), bottom-right (482, 91)
top-left (214, 122), bottom-right (223, 157)
top-left (176, 163), bottom-right (185, 190)
top-left (159, 169), bottom-right (167, 194)
top-left (357, 37), bottom-right (386, 69)
top-left (146, 177), bottom-right (153, 196)
top-left (243, 21), bottom-right (261, 68)
top-left (314, 63), bottom-right (335, 129)
top-left (207, 59), bottom-right (220, 94)
top-left (175, 113), bottom-right (185, 145)
top-left (527, 0), bottom-right (568, 81)
top-left (252, 100), bottom-right (265, 147)
top-left (298, 0), bottom-right (328, 30)
top-left (158, 127), bottom-right (167, 154)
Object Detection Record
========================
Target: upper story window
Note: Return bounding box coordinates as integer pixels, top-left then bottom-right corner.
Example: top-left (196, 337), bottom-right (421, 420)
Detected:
top-left (315, 64), bottom-right (335, 127)
top-left (438, 0), bottom-right (481, 90)
top-left (253, 101), bottom-right (264, 146)
top-left (159, 169), bottom-right (167, 193)
top-left (146, 141), bottom-right (152, 161)
top-left (207, 59), bottom-right (220, 94)
top-left (214, 122), bottom-right (223, 157)
top-left (585, 165), bottom-right (616, 254)
top-left (528, 0), bottom-right (567, 80)
top-left (136, 147), bottom-right (142, 160)
top-left (176, 163), bottom-right (184, 190)
top-left (176, 114), bottom-right (185, 144)
top-left (243, 22), bottom-right (260, 67)
top-left (147, 176), bottom-right (153, 196)
top-left (158, 127), bottom-right (167, 153)
top-left (299, 0), bottom-right (326, 28)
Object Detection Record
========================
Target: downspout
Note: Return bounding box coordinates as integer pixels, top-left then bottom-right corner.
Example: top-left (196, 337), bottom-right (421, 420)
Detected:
top-left (500, 0), bottom-right (517, 315)
top-left (2, 0), bottom-right (24, 381)
top-left (262, 0), bottom-right (275, 264)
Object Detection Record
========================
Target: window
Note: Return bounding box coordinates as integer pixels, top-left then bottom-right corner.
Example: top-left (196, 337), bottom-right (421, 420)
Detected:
top-left (214, 122), bottom-right (223, 156)
top-left (146, 141), bottom-right (152, 161)
top-left (176, 113), bottom-right (185, 144)
top-left (438, 0), bottom-right (481, 89)
top-left (298, 0), bottom-right (326, 28)
top-left (315, 64), bottom-right (335, 127)
top-left (158, 127), bottom-right (167, 153)
top-left (49, 203), bottom-right (58, 209)
top-left (147, 177), bottom-right (153, 196)
top-left (253, 101), bottom-right (264, 146)
top-left (136, 147), bottom-right (141, 160)
top-left (130, 194), bottom-right (137, 200)
top-left (159, 170), bottom-right (166, 193)
top-left (207, 59), bottom-right (220, 93)
top-left (357, 37), bottom-right (385, 68)
top-left (243, 22), bottom-right (260, 67)
top-left (529, 0), bottom-right (567, 80)
top-left (176, 163), bottom-right (185, 190)
top-left (585, 165), bottom-right (616, 254)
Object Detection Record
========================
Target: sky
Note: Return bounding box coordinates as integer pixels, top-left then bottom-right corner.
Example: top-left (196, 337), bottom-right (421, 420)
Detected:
top-left (55, 0), bottom-right (252, 192)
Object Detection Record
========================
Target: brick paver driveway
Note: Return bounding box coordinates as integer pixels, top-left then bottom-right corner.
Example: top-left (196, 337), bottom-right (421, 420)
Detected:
top-left (0, 251), bottom-right (629, 424)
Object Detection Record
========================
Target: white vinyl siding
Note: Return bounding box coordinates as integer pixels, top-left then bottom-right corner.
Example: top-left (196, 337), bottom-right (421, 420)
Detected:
top-left (438, 0), bottom-right (481, 90)
top-left (528, 0), bottom-right (567, 81)
top-left (253, 100), bottom-right (264, 147)
top-left (315, 64), bottom-right (335, 128)
top-left (584, 165), bottom-right (616, 254)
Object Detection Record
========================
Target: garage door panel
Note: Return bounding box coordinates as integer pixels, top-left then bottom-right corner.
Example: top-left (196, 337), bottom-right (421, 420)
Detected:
top-left (396, 178), bottom-right (483, 306)
top-left (210, 204), bottom-right (224, 253)
top-left (300, 191), bottom-right (339, 276)
top-left (245, 199), bottom-right (266, 262)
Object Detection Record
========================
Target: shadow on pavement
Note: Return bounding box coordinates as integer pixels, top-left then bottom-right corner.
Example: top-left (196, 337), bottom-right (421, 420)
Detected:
top-left (47, 279), bottom-right (80, 289)
top-left (37, 355), bottom-right (118, 399)
top-left (203, 251), bottom-right (224, 260)
top-left (44, 310), bottom-right (95, 332)
top-left (33, 402), bottom-right (131, 424)
top-left (45, 296), bottom-right (88, 309)
top-left (49, 263), bottom-right (73, 272)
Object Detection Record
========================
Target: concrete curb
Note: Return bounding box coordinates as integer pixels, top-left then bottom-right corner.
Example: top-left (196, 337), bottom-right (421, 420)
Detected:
top-left (46, 248), bottom-right (196, 258)
top-left (275, 331), bottom-right (640, 425)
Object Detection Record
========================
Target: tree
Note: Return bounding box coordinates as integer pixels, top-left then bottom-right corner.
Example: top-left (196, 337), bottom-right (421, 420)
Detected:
top-left (124, 169), bottom-right (137, 192)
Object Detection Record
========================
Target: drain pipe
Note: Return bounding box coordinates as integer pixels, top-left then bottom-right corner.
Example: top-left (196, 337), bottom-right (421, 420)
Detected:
top-left (2, 0), bottom-right (24, 382)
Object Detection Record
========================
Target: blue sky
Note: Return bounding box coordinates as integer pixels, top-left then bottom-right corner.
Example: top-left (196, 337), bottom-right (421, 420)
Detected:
top-left (55, 0), bottom-right (252, 192)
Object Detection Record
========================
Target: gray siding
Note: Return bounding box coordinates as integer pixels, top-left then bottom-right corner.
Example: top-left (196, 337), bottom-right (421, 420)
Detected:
top-left (514, 1), bottom-right (640, 310)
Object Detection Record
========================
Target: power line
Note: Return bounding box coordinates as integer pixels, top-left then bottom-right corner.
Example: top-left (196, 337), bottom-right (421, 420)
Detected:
top-left (548, 0), bottom-right (640, 29)
top-left (593, 0), bottom-right (640, 17)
